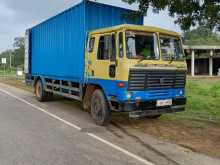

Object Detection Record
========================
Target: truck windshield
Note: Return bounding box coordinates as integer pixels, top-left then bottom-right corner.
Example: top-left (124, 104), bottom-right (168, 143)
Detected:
top-left (126, 31), bottom-right (159, 60)
top-left (160, 35), bottom-right (184, 61)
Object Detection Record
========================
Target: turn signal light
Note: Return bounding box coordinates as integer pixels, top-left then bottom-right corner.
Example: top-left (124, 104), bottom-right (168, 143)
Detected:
top-left (117, 82), bottom-right (125, 88)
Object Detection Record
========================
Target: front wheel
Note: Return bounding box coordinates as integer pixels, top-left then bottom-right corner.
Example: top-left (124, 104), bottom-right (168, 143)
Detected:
top-left (91, 89), bottom-right (111, 126)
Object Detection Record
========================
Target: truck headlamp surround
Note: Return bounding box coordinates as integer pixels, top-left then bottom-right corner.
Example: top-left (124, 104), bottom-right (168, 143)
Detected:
top-left (126, 92), bottom-right (132, 99)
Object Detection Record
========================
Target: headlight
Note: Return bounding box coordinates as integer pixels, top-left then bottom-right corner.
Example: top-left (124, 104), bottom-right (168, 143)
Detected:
top-left (126, 92), bottom-right (132, 99)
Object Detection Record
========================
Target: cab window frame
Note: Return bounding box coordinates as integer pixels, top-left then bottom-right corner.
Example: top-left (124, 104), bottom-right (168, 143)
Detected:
top-left (159, 34), bottom-right (185, 61)
top-left (97, 34), bottom-right (116, 61)
top-left (87, 37), bottom-right (95, 53)
top-left (118, 32), bottom-right (124, 58)
top-left (125, 30), bottom-right (160, 60)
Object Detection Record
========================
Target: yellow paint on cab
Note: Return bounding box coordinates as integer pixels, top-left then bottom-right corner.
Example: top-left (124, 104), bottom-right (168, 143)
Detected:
top-left (85, 24), bottom-right (187, 82)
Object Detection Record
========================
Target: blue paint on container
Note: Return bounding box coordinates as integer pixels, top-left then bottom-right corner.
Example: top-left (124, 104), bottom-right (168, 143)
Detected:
top-left (30, 0), bottom-right (143, 82)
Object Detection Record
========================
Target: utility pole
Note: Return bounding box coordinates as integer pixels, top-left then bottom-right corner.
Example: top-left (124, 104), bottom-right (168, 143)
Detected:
top-left (9, 51), bottom-right (12, 70)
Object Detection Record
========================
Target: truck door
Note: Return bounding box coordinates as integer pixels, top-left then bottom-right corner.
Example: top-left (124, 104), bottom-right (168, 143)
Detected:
top-left (86, 33), bottom-right (117, 80)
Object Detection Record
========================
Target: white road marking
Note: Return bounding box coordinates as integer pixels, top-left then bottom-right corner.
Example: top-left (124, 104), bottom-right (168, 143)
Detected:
top-left (87, 133), bottom-right (154, 165)
top-left (0, 88), bottom-right (154, 165)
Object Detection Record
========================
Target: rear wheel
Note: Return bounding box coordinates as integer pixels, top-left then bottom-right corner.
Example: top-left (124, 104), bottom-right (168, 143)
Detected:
top-left (35, 79), bottom-right (52, 102)
top-left (91, 89), bottom-right (111, 126)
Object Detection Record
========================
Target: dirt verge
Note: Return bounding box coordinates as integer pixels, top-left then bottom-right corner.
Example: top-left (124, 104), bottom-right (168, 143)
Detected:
top-left (112, 113), bottom-right (220, 159)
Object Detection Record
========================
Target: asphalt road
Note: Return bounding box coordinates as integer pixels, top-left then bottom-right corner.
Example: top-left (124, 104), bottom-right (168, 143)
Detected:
top-left (0, 88), bottom-right (150, 165)
top-left (0, 83), bottom-right (219, 165)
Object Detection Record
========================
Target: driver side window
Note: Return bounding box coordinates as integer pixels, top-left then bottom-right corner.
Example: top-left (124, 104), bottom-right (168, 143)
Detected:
top-left (97, 35), bottom-right (116, 60)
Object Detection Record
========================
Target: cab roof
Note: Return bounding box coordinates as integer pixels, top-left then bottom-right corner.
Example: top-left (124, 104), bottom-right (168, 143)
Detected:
top-left (89, 24), bottom-right (181, 37)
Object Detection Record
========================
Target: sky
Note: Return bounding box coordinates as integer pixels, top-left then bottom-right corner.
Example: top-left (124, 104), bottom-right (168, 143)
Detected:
top-left (0, 0), bottom-right (181, 53)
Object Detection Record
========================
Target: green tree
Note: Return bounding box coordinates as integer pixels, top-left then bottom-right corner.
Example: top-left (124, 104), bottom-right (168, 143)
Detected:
top-left (0, 36), bottom-right (25, 69)
top-left (13, 37), bottom-right (25, 68)
top-left (0, 50), bottom-right (13, 68)
top-left (123, 0), bottom-right (220, 31)
top-left (183, 26), bottom-right (220, 45)
top-left (13, 37), bottom-right (25, 49)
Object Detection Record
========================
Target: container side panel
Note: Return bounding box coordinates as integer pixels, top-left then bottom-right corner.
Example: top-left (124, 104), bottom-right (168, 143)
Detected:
top-left (31, 2), bottom-right (85, 82)
top-left (30, 1), bottom-right (144, 83)
top-left (86, 1), bottom-right (143, 31)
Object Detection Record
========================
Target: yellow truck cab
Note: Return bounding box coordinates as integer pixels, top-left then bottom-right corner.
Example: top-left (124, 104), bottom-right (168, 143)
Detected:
top-left (85, 24), bottom-right (187, 122)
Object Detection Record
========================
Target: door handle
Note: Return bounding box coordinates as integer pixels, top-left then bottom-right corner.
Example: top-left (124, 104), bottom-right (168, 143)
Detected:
top-left (115, 59), bottom-right (118, 67)
top-left (109, 65), bottom-right (116, 78)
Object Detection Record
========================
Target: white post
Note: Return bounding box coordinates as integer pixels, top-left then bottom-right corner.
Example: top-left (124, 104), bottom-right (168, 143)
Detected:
top-left (209, 50), bottom-right (213, 76)
top-left (9, 52), bottom-right (12, 69)
top-left (191, 50), bottom-right (195, 76)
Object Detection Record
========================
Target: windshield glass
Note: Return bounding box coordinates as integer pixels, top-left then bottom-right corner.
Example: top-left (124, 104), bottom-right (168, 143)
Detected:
top-left (160, 35), bottom-right (184, 61)
top-left (126, 31), bottom-right (159, 60)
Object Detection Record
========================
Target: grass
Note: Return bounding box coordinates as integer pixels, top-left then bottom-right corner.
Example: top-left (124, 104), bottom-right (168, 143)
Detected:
top-left (187, 78), bottom-right (220, 120)
top-left (0, 68), bottom-right (17, 77)
top-left (164, 77), bottom-right (220, 123)
top-left (0, 70), bottom-right (31, 92)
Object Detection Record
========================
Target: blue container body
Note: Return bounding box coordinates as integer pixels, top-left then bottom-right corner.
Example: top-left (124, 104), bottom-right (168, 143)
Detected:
top-left (30, 0), bottom-right (144, 82)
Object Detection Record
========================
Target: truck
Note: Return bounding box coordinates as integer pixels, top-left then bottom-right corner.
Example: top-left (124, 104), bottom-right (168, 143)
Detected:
top-left (25, 0), bottom-right (187, 125)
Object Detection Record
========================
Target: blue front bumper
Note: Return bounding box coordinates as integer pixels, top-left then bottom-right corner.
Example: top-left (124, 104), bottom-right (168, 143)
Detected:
top-left (111, 88), bottom-right (186, 114)
top-left (116, 88), bottom-right (185, 102)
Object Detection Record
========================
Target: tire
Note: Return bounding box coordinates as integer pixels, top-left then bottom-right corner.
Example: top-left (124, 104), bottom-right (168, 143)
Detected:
top-left (82, 97), bottom-right (90, 111)
top-left (91, 89), bottom-right (111, 126)
top-left (146, 114), bottom-right (162, 119)
top-left (35, 79), bottom-right (52, 102)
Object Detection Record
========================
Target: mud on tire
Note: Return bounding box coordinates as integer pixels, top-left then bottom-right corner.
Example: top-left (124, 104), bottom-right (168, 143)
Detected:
top-left (35, 79), bottom-right (53, 102)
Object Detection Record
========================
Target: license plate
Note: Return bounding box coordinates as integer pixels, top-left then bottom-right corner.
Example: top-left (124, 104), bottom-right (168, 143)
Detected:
top-left (156, 99), bottom-right (172, 107)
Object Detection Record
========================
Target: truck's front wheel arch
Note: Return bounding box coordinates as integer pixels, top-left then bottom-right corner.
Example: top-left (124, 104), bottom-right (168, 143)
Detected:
top-left (83, 84), bottom-right (108, 111)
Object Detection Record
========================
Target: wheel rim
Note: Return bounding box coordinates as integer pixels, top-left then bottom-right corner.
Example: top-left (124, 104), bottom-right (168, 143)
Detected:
top-left (92, 98), bottom-right (104, 122)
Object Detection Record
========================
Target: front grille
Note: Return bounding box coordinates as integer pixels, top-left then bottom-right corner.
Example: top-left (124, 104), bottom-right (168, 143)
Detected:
top-left (128, 69), bottom-right (186, 91)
